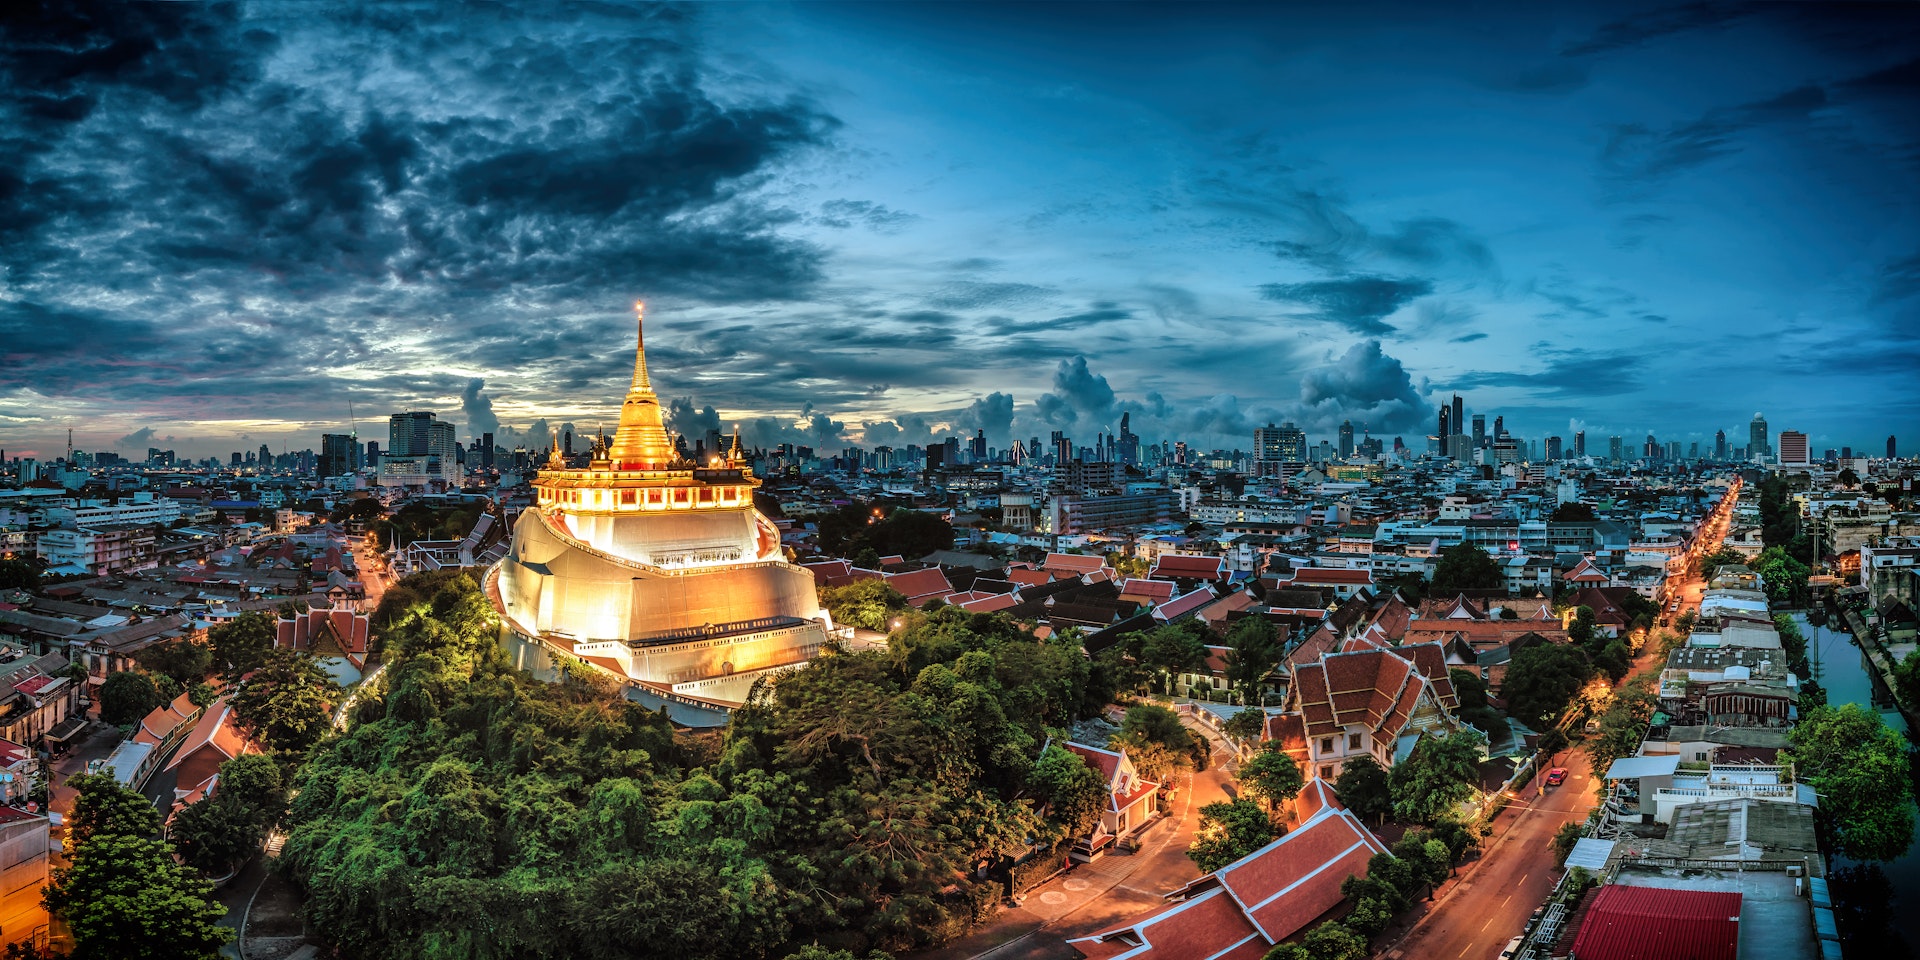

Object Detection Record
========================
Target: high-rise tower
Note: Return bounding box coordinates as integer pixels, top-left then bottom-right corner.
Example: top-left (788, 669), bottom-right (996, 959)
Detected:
top-left (1749, 413), bottom-right (1770, 460)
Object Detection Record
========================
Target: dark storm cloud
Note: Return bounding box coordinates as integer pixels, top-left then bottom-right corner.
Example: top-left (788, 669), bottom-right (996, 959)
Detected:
top-left (1034, 356), bottom-right (1118, 428)
top-left (1258, 277), bottom-right (1433, 337)
top-left (0, 1), bottom-right (838, 422)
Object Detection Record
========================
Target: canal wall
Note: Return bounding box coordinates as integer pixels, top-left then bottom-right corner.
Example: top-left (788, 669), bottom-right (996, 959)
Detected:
top-left (1833, 601), bottom-right (1919, 729)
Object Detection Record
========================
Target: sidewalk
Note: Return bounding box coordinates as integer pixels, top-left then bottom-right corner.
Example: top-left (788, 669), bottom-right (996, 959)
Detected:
top-left (913, 716), bottom-right (1233, 960)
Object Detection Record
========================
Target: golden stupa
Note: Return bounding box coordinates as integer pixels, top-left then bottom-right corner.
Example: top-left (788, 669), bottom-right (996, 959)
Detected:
top-left (490, 303), bottom-right (830, 719)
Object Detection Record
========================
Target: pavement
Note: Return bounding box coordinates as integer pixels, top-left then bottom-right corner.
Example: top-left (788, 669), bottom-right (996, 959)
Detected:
top-left (913, 717), bottom-right (1236, 960)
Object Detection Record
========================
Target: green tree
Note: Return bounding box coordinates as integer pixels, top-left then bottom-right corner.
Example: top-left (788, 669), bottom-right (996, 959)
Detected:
top-left (206, 611), bottom-right (278, 676)
top-left (0, 558), bottom-right (39, 591)
top-left (1754, 545), bottom-right (1811, 607)
top-left (168, 795), bottom-right (260, 874)
top-left (1551, 821), bottom-right (1585, 868)
top-left (1565, 605), bottom-right (1597, 647)
top-left (1583, 677), bottom-right (1659, 776)
top-left (1388, 729), bottom-right (1487, 825)
top-left (1238, 743), bottom-right (1304, 814)
top-left (1448, 668), bottom-right (1503, 732)
top-left (1188, 799), bottom-right (1279, 873)
top-left (1131, 624), bottom-right (1209, 691)
top-left (1698, 546), bottom-right (1747, 581)
top-left (49, 774), bottom-right (232, 959)
top-left (1221, 617), bottom-right (1283, 704)
top-left (1501, 642), bottom-right (1593, 728)
top-left (1113, 704), bottom-right (1197, 781)
top-left (819, 579), bottom-right (911, 632)
top-left (226, 647), bottom-right (340, 754)
top-left (1334, 755), bottom-right (1393, 822)
top-left (1430, 543), bottom-right (1504, 594)
top-left (1788, 703), bottom-right (1918, 861)
top-left (98, 670), bottom-right (164, 727)
top-left (1391, 830), bottom-right (1454, 892)
top-left (865, 508), bottom-right (954, 560)
top-left (1895, 651), bottom-right (1920, 710)
top-left (135, 639), bottom-right (213, 686)
top-left (1029, 744), bottom-right (1105, 839)
top-left (46, 833), bottom-right (233, 960)
top-left (1223, 708), bottom-right (1267, 743)
top-left (64, 773), bottom-right (162, 850)
top-left (1549, 503), bottom-right (1596, 522)
top-left (1838, 467), bottom-right (1860, 489)
top-left (1298, 922), bottom-right (1370, 960)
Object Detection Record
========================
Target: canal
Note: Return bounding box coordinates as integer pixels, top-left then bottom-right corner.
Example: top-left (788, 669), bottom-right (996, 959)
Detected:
top-left (1797, 612), bottom-right (1920, 956)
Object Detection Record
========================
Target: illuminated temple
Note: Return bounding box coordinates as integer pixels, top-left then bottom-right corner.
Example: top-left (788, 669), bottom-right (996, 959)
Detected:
top-left (490, 304), bottom-right (831, 722)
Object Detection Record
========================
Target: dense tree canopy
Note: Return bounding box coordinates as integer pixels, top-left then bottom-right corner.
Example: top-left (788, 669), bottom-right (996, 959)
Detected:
top-left (816, 504), bottom-right (953, 562)
top-left (1430, 543), bottom-right (1504, 594)
top-left (1388, 729), bottom-right (1487, 825)
top-left (1754, 547), bottom-right (1811, 608)
top-left (1698, 546), bottom-right (1749, 581)
top-left (1028, 744), bottom-right (1104, 841)
top-left (0, 558), bottom-right (39, 591)
top-left (818, 579), bottom-right (911, 633)
top-left (283, 573), bottom-right (1106, 958)
top-left (1333, 755), bottom-right (1393, 823)
top-left (1448, 668), bottom-right (1501, 733)
top-left (170, 754), bottom-right (287, 874)
top-left (50, 774), bottom-right (231, 960)
top-left (1501, 643), bottom-right (1593, 728)
top-left (1220, 618), bottom-right (1283, 704)
top-left (1188, 799), bottom-right (1278, 873)
top-left (1788, 704), bottom-right (1917, 862)
top-left (1582, 677), bottom-right (1659, 778)
top-left (99, 670), bottom-right (165, 727)
top-left (207, 611), bottom-right (278, 676)
top-left (227, 647), bottom-right (340, 754)
top-left (1237, 743), bottom-right (1304, 814)
top-left (1548, 503), bottom-right (1596, 522)
top-left (136, 639), bottom-right (213, 687)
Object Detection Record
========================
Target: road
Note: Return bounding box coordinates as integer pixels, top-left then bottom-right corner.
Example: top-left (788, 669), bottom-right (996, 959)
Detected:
top-left (1384, 487), bottom-right (1737, 960)
top-left (1379, 752), bottom-right (1598, 960)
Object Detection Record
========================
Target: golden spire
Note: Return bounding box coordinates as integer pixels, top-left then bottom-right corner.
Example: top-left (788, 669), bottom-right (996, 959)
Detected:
top-left (728, 424), bottom-right (744, 464)
top-left (607, 301), bottom-right (677, 470)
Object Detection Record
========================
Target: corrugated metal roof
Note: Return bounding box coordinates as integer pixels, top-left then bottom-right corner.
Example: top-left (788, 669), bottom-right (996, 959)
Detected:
top-left (1569, 885), bottom-right (1741, 960)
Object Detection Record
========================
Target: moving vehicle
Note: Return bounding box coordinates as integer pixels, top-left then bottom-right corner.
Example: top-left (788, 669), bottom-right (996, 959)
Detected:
top-left (1544, 768), bottom-right (1568, 788)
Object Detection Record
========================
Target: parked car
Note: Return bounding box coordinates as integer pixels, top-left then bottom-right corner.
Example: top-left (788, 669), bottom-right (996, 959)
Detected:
top-left (1544, 768), bottom-right (1568, 788)
top-left (1499, 936), bottom-right (1524, 960)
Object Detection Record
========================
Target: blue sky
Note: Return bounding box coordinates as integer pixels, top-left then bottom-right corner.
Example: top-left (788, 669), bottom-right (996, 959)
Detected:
top-left (2, 1), bottom-right (1915, 460)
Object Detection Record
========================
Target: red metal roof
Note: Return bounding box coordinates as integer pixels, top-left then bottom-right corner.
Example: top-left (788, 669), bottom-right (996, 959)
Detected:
top-left (1569, 885), bottom-right (1742, 960)
top-left (1285, 567), bottom-right (1373, 584)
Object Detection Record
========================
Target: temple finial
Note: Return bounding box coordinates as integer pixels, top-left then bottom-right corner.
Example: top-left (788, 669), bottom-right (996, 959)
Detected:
top-left (629, 300), bottom-right (652, 394)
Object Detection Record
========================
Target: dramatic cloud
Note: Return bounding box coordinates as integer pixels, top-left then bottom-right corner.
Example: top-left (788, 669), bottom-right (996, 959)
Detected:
top-left (461, 379), bottom-right (500, 437)
top-left (1259, 277), bottom-right (1434, 337)
top-left (1034, 356), bottom-right (1118, 428)
top-left (1293, 340), bottom-right (1428, 432)
top-left (956, 392), bottom-right (1016, 445)
top-left (667, 397), bottom-right (724, 441)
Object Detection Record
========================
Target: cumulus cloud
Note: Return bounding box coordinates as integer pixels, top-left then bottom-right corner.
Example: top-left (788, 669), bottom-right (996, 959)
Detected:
top-left (1292, 340), bottom-right (1428, 432)
top-left (667, 397), bottom-right (723, 440)
top-left (1034, 356), bottom-right (1118, 427)
top-left (956, 392), bottom-right (1015, 444)
top-left (461, 378), bottom-right (500, 437)
top-left (117, 426), bottom-right (166, 448)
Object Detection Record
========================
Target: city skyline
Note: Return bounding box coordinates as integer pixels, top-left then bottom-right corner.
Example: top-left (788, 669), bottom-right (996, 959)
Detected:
top-left (3, 3), bottom-right (1917, 459)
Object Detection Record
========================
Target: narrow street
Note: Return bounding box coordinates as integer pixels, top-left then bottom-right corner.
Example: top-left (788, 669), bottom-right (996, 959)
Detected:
top-left (916, 718), bottom-right (1235, 960)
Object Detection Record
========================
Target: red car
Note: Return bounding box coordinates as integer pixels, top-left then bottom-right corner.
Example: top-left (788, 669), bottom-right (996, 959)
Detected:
top-left (1544, 768), bottom-right (1568, 788)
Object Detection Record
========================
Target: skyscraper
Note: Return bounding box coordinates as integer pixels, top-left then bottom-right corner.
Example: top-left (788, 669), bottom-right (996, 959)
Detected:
top-left (1714, 430), bottom-right (1728, 460)
top-left (1471, 414), bottom-right (1486, 450)
top-left (1574, 431), bottom-right (1585, 459)
top-left (1253, 422), bottom-right (1306, 467)
top-left (1493, 415), bottom-right (1504, 439)
top-left (1778, 430), bottom-right (1809, 466)
top-left (1438, 406), bottom-right (1452, 457)
top-left (1451, 395), bottom-right (1464, 447)
top-left (1891, 435), bottom-right (1899, 459)
top-left (1546, 436), bottom-right (1562, 461)
top-left (1118, 412), bottom-right (1139, 465)
top-left (1609, 436), bottom-right (1623, 462)
top-left (319, 434), bottom-right (357, 478)
top-left (1749, 413), bottom-right (1769, 460)
top-left (1338, 420), bottom-right (1354, 459)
